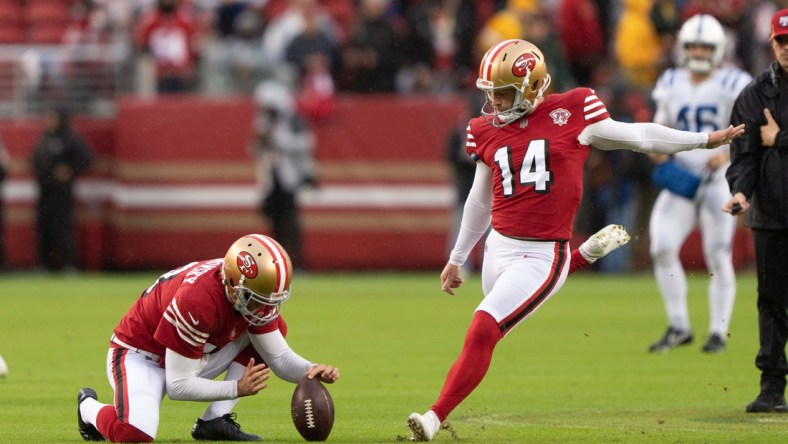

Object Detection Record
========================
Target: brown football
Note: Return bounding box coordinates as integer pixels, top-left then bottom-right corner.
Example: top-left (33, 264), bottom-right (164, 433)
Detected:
top-left (291, 376), bottom-right (334, 441)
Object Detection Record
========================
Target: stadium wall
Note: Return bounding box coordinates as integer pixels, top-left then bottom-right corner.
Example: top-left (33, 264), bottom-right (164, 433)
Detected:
top-left (0, 96), bottom-right (754, 271)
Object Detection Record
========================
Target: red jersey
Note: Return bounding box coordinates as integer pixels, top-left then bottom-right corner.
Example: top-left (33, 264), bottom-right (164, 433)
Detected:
top-left (112, 259), bottom-right (282, 363)
top-left (466, 88), bottom-right (610, 240)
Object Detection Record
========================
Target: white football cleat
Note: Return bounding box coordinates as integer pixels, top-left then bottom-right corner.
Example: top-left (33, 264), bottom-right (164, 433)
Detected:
top-left (407, 411), bottom-right (440, 442)
top-left (579, 224), bottom-right (631, 262)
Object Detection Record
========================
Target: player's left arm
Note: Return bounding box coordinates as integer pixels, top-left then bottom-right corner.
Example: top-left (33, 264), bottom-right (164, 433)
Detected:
top-left (250, 330), bottom-right (338, 383)
top-left (579, 118), bottom-right (744, 153)
top-left (165, 348), bottom-right (268, 400)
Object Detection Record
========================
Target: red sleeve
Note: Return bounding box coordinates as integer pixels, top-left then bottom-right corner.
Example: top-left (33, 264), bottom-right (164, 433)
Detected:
top-left (574, 87), bottom-right (610, 125)
top-left (153, 285), bottom-right (216, 359)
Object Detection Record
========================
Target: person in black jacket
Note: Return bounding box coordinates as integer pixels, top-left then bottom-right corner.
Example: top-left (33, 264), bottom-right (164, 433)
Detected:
top-left (724, 8), bottom-right (788, 414)
top-left (31, 107), bottom-right (92, 272)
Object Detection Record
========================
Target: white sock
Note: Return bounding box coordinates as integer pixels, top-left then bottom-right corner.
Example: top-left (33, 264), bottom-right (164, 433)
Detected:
top-left (707, 252), bottom-right (736, 337)
top-left (425, 410), bottom-right (440, 427)
top-left (80, 397), bottom-right (104, 426)
top-left (200, 362), bottom-right (244, 421)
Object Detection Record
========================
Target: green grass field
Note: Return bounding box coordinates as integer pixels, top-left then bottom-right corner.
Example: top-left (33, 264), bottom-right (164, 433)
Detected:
top-left (1, 270), bottom-right (786, 443)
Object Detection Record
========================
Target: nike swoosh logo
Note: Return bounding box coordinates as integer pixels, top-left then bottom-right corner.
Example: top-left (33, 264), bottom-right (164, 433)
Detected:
top-left (188, 312), bottom-right (199, 325)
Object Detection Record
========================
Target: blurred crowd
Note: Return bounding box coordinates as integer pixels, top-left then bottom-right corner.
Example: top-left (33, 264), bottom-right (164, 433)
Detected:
top-left (9, 0), bottom-right (783, 103)
top-left (7, 0), bottom-right (787, 272)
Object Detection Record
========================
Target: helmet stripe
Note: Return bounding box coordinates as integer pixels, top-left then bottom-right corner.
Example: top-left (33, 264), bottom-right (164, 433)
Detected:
top-left (247, 234), bottom-right (289, 292)
top-left (482, 39), bottom-right (519, 83)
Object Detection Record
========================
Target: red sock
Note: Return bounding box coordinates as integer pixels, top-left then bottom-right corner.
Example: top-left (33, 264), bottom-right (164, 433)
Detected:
top-left (96, 405), bottom-right (153, 443)
top-left (568, 248), bottom-right (589, 275)
top-left (431, 311), bottom-right (503, 422)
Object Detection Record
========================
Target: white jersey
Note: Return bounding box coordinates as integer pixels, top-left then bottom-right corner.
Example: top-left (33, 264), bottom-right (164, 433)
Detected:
top-left (652, 66), bottom-right (752, 175)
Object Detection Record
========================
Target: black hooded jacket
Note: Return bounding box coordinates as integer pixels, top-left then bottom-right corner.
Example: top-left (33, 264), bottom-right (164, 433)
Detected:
top-left (727, 61), bottom-right (788, 229)
top-left (31, 109), bottom-right (92, 196)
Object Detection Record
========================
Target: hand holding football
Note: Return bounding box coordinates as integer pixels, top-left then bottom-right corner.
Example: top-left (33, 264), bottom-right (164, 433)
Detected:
top-left (291, 376), bottom-right (334, 441)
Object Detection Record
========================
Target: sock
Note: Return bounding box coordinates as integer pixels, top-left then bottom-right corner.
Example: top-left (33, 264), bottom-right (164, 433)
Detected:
top-left (569, 248), bottom-right (590, 274)
top-left (653, 255), bottom-right (690, 331)
top-left (200, 361), bottom-right (244, 421)
top-left (431, 311), bottom-right (503, 422)
top-left (80, 397), bottom-right (103, 426)
top-left (96, 405), bottom-right (153, 442)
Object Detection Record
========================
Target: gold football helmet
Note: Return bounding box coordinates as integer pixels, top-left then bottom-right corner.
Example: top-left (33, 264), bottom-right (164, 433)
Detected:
top-left (222, 234), bottom-right (293, 326)
top-left (476, 39), bottom-right (551, 127)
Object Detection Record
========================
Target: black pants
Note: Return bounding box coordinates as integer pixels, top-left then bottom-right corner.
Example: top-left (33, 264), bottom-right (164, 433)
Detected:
top-left (261, 177), bottom-right (305, 270)
top-left (753, 229), bottom-right (788, 395)
top-left (37, 193), bottom-right (76, 271)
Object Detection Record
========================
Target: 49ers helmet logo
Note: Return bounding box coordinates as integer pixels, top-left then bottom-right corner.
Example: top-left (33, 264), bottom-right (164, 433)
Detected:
top-left (512, 53), bottom-right (537, 77)
top-left (237, 251), bottom-right (258, 278)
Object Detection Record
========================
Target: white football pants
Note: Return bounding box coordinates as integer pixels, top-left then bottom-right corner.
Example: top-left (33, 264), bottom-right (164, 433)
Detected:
top-left (648, 173), bottom-right (736, 337)
top-left (478, 229), bottom-right (571, 334)
top-left (104, 335), bottom-right (251, 439)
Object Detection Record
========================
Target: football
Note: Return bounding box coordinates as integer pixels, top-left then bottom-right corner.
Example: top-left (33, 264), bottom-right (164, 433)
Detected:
top-left (291, 376), bottom-right (334, 441)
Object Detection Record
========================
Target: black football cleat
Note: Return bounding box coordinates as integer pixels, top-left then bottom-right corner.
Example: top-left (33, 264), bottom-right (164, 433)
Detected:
top-left (191, 413), bottom-right (261, 441)
top-left (77, 388), bottom-right (105, 441)
top-left (701, 333), bottom-right (726, 353)
top-left (746, 393), bottom-right (788, 413)
top-left (649, 326), bottom-right (693, 353)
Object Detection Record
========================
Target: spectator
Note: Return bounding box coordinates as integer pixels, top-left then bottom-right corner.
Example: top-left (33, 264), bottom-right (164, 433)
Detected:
top-left (285, 3), bottom-right (340, 79)
top-left (650, 0), bottom-right (683, 63)
top-left (135, 0), bottom-right (200, 93)
top-left (614, 0), bottom-right (664, 89)
top-left (252, 80), bottom-right (316, 271)
top-left (262, 0), bottom-right (339, 84)
top-left (398, 0), bottom-right (475, 93)
top-left (724, 8), bottom-right (788, 414)
top-left (340, 0), bottom-right (403, 93)
top-left (285, 4), bottom-right (339, 121)
top-left (31, 107), bottom-right (93, 272)
top-left (558, 0), bottom-right (606, 85)
top-left (202, 3), bottom-right (270, 95)
top-left (520, 4), bottom-right (575, 93)
top-left (474, 0), bottom-right (538, 64)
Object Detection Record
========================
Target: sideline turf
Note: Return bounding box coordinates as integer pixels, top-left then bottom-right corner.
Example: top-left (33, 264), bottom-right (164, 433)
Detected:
top-left (1, 271), bottom-right (785, 443)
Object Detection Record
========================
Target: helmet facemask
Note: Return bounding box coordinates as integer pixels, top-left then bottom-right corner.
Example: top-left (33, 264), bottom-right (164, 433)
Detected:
top-left (478, 74), bottom-right (551, 128)
top-left (225, 275), bottom-right (289, 326)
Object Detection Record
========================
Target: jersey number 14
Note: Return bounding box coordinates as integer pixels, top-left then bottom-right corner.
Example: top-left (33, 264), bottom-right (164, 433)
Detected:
top-left (493, 140), bottom-right (552, 197)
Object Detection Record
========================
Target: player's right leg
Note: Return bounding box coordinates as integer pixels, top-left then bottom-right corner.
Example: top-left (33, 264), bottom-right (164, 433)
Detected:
top-left (77, 348), bottom-right (163, 442)
top-left (408, 232), bottom-right (570, 441)
top-left (648, 191), bottom-right (696, 353)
